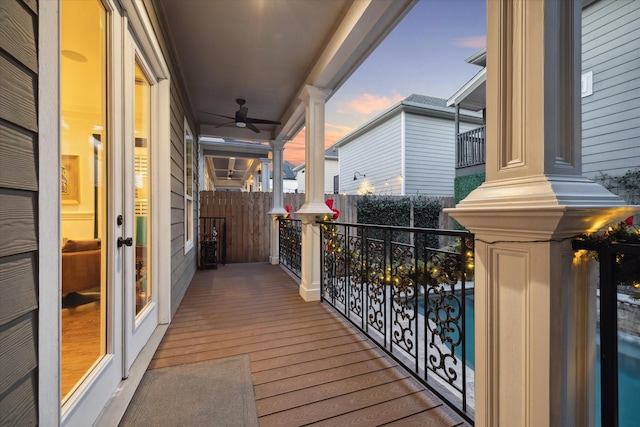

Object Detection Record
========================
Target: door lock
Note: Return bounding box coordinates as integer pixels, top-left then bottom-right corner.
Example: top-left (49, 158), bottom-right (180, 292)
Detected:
top-left (117, 237), bottom-right (133, 247)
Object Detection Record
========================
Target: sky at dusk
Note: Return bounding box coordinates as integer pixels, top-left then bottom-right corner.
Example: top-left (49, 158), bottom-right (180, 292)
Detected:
top-left (284, 0), bottom-right (487, 166)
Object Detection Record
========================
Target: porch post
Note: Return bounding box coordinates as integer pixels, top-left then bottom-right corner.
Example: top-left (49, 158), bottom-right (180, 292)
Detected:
top-left (447, 1), bottom-right (635, 426)
top-left (268, 140), bottom-right (287, 264)
top-left (260, 157), bottom-right (270, 192)
top-left (296, 85), bottom-right (332, 301)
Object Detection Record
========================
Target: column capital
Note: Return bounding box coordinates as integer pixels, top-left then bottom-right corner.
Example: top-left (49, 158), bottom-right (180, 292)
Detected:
top-left (269, 139), bottom-right (286, 150)
top-left (449, 175), bottom-right (633, 240)
top-left (299, 85), bottom-right (331, 104)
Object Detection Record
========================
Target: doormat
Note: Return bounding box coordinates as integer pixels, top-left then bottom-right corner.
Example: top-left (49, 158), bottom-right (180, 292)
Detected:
top-left (120, 355), bottom-right (259, 427)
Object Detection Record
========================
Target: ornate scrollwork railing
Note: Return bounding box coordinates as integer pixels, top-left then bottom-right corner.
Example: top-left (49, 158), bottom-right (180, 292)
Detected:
top-left (278, 218), bottom-right (302, 278)
top-left (319, 220), bottom-right (475, 423)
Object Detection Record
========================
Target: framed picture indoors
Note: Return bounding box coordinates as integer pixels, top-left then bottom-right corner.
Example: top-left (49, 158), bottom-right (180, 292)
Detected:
top-left (61, 154), bottom-right (80, 204)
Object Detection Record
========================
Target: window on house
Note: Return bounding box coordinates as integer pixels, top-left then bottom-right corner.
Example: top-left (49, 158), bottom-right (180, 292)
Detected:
top-left (184, 118), bottom-right (195, 253)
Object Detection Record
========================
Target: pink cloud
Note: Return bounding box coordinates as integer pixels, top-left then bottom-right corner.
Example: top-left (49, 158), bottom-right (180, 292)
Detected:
top-left (454, 36), bottom-right (486, 49)
top-left (284, 123), bottom-right (355, 166)
top-left (339, 92), bottom-right (404, 115)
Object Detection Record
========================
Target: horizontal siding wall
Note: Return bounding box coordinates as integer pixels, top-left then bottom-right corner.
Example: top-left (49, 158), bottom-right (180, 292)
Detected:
top-left (581, 0), bottom-right (640, 178)
top-left (404, 114), bottom-right (478, 196)
top-left (145, 2), bottom-right (198, 317)
top-left (325, 159), bottom-right (339, 194)
top-left (339, 114), bottom-right (402, 195)
top-left (294, 159), bottom-right (339, 194)
top-left (0, 0), bottom-right (39, 424)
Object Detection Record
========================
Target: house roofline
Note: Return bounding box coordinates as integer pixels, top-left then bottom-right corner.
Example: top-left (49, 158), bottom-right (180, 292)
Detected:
top-left (465, 48), bottom-right (486, 67)
top-left (446, 67), bottom-right (486, 110)
top-left (293, 155), bottom-right (338, 172)
top-left (335, 97), bottom-right (483, 148)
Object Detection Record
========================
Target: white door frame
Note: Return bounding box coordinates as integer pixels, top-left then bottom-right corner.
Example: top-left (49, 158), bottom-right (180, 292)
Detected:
top-left (122, 27), bottom-right (160, 375)
top-left (38, 0), bottom-right (171, 425)
top-left (120, 0), bottom-right (172, 329)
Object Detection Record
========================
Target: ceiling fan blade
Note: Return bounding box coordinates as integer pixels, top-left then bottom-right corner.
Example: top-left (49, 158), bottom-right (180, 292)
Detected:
top-left (200, 111), bottom-right (235, 121)
top-left (247, 117), bottom-right (281, 125)
top-left (215, 121), bottom-right (235, 128)
top-left (245, 120), bottom-right (260, 133)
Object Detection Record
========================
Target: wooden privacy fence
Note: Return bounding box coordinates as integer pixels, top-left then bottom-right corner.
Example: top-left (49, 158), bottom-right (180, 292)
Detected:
top-left (199, 191), bottom-right (455, 264)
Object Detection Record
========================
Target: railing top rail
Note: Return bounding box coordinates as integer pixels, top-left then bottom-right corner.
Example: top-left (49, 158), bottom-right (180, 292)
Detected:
top-left (317, 220), bottom-right (473, 238)
top-left (201, 216), bottom-right (227, 220)
top-left (572, 239), bottom-right (640, 255)
top-left (458, 125), bottom-right (486, 135)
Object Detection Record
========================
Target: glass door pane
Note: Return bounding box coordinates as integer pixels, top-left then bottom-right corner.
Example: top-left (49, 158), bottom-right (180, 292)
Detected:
top-left (134, 61), bottom-right (152, 315)
top-left (60, 0), bottom-right (108, 401)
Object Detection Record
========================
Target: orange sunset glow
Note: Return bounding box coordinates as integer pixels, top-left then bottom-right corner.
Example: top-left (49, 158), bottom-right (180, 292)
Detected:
top-left (284, 93), bottom-right (402, 166)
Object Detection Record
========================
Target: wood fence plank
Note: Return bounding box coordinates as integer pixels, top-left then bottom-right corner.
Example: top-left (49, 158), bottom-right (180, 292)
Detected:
top-left (198, 192), bottom-right (455, 263)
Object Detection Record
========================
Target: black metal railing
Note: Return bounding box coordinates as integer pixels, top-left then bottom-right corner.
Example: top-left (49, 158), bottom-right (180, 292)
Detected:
top-left (199, 216), bottom-right (227, 268)
top-left (279, 218), bottom-right (302, 278)
top-left (319, 220), bottom-right (475, 423)
top-left (572, 237), bottom-right (640, 427)
top-left (457, 125), bottom-right (485, 168)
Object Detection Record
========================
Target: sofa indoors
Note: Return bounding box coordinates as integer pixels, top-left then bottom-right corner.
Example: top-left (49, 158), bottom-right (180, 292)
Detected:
top-left (61, 239), bottom-right (101, 308)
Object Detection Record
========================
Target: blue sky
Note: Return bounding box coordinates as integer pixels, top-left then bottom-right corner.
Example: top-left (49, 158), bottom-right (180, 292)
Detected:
top-left (285, 0), bottom-right (486, 165)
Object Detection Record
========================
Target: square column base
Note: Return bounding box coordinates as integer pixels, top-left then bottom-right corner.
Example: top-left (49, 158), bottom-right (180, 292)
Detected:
top-left (299, 282), bottom-right (320, 302)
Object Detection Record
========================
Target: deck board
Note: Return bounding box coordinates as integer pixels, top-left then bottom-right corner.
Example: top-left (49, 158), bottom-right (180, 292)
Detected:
top-left (147, 263), bottom-right (471, 426)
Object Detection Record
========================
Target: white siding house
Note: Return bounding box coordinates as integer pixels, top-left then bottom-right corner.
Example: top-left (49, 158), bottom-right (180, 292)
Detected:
top-left (581, 0), bottom-right (640, 178)
top-left (337, 95), bottom-right (482, 196)
top-left (294, 150), bottom-right (339, 194)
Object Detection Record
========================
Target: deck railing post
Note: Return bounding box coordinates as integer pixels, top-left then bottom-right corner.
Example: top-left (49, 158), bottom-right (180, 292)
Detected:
top-left (599, 245), bottom-right (619, 427)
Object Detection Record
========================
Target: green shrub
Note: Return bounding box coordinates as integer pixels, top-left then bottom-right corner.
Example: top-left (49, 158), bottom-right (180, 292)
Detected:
top-left (356, 195), bottom-right (441, 248)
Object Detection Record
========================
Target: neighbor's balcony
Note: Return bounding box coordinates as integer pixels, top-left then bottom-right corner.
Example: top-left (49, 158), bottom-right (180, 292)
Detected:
top-left (456, 126), bottom-right (485, 169)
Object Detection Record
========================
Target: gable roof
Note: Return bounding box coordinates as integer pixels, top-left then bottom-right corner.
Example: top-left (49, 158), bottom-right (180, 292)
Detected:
top-left (293, 148), bottom-right (339, 172)
top-left (335, 93), bottom-right (482, 148)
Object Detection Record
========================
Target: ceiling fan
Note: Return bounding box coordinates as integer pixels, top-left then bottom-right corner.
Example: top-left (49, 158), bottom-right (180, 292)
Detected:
top-left (201, 99), bottom-right (281, 133)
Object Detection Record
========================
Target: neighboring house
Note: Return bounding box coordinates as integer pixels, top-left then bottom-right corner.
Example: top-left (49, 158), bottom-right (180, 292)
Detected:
top-left (294, 145), bottom-right (340, 194)
top-left (271, 161), bottom-right (299, 193)
top-left (336, 94), bottom-right (483, 196)
top-left (448, 0), bottom-right (640, 204)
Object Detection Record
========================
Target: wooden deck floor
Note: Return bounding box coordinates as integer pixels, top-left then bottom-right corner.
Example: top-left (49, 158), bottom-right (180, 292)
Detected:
top-left (149, 263), bottom-right (470, 427)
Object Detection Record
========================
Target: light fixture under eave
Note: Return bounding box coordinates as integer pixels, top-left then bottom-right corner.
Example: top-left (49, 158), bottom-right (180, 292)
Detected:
top-left (353, 171), bottom-right (366, 181)
top-left (227, 170), bottom-right (233, 179)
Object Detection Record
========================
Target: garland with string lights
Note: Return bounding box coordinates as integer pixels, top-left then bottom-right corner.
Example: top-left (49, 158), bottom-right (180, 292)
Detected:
top-left (577, 217), bottom-right (640, 296)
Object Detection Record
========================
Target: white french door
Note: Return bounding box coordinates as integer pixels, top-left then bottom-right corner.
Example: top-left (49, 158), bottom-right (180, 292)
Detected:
top-left (61, 6), bottom-right (164, 425)
top-left (121, 26), bottom-right (160, 375)
top-left (60, 1), bottom-right (124, 425)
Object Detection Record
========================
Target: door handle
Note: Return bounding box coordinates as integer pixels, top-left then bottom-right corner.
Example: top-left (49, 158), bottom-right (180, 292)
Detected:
top-left (118, 237), bottom-right (133, 248)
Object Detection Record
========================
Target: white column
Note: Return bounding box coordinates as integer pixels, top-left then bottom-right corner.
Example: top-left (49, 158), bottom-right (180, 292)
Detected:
top-left (296, 85), bottom-right (332, 301)
top-left (260, 158), bottom-right (270, 192)
top-left (447, 1), bottom-right (635, 426)
top-left (268, 140), bottom-right (287, 264)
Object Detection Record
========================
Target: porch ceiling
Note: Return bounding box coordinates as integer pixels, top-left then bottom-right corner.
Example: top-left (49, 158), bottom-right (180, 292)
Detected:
top-left (154, 0), bottom-right (417, 143)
